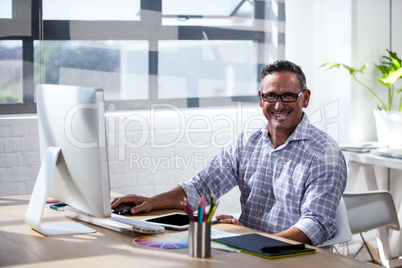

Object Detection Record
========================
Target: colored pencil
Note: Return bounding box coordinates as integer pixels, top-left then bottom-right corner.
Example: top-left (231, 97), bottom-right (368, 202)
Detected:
top-left (207, 200), bottom-right (219, 222)
top-left (184, 198), bottom-right (195, 222)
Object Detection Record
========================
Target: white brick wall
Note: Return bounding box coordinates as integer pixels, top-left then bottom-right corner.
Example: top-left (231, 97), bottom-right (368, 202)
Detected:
top-left (0, 105), bottom-right (265, 214)
top-left (0, 116), bottom-right (40, 196)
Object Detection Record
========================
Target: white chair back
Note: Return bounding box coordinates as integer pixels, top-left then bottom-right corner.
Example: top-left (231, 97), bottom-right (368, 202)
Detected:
top-left (318, 197), bottom-right (352, 248)
top-left (343, 190), bottom-right (400, 234)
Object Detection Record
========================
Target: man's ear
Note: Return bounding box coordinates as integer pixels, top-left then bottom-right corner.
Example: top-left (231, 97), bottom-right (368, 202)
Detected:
top-left (302, 89), bottom-right (311, 108)
top-left (258, 91), bottom-right (263, 107)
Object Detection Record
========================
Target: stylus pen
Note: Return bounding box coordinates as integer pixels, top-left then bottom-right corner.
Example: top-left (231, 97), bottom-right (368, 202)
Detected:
top-left (261, 243), bottom-right (305, 254)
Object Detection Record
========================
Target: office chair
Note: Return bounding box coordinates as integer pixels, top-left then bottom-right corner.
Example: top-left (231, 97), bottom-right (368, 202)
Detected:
top-left (343, 190), bottom-right (400, 267)
top-left (318, 197), bottom-right (352, 252)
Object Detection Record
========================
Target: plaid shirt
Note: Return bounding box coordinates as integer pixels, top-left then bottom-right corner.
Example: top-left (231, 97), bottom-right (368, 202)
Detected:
top-left (180, 112), bottom-right (347, 246)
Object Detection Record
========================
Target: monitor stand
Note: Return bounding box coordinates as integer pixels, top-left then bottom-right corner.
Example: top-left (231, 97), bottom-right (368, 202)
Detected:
top-left (25, 146), bottom-right (96, 236)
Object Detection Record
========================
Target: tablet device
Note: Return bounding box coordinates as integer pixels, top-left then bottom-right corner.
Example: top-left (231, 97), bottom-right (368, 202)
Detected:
top-left (144, 213), bottom-right (199, 230)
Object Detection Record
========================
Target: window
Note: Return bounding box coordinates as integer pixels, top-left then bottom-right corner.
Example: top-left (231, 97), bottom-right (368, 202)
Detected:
top-left (42, 0), bottom-right (141, 21)
top-left (158, 40), bottom-right (258, 99)
top-left (0, 0), bottom-right (12, 19)
top-left (0, 40), bottom-right (23, 104)
top-left (0, 0), bottom-right (286, 114)
top-left (34, 40), bottom-right (149, 101)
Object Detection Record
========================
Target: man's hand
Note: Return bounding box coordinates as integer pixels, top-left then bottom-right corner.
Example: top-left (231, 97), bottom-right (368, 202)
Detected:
top-left (111, 185), bottom-right (187, 215)
top-left (215, 214), bottom-right (243, 226)
top-left (111, 194), bottom-right (153, 215)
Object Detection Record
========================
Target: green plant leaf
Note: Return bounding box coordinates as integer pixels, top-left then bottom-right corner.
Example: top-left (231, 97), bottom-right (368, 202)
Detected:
top-left (357, 63), bottom-right (369, 73)
top-left (319, 62), bottom-right (367, 75)
top-left (380, 68), bottom-right (402, 85)
top-left (319, 62), bottom-right (344, 70)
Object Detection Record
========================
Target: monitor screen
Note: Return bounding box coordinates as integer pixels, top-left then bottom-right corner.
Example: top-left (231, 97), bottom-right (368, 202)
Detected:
top-left (25, 84), bottom-right (111, 235)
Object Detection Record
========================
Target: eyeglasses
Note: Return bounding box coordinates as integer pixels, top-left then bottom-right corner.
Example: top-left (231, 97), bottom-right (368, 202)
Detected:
top-left (260, 91), bottom-right (304, 103)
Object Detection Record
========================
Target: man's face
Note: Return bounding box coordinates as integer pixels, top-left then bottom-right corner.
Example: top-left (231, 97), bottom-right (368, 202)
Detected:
top-left (259, 72), bottom-right (310, 137)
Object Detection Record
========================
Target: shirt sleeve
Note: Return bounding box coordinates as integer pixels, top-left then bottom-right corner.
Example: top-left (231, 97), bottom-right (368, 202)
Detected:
top-left (179, 137), bottom-right (241, 212)
top-left (293, 146), bottom-right (347, 246)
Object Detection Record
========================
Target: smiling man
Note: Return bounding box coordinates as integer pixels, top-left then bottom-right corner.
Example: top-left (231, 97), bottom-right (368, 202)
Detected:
top-left (111, 60), bottom-right (347, 246)
top-left (259, 69), bottom-right (310, 147)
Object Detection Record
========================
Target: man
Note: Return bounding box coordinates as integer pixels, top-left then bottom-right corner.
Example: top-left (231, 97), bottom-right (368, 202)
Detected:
top-left (111, 60), bottom-right (347, 246)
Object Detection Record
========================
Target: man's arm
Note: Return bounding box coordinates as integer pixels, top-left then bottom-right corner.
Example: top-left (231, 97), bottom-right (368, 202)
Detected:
top-left (215, 215), bottom-right (312, 245)
top-left (275, 227), bottom-right (312, 245)
top-left (111, 185), bottom-right (186, 214)
top-left (293, 144), bottom-right (347, 246)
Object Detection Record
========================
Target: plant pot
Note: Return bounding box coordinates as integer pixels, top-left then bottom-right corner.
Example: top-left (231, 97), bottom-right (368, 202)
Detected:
top-left (373, 110), bottom-right (402, 147)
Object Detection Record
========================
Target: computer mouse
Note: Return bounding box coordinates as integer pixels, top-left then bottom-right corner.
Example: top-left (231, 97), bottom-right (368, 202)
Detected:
top-left (111, 207), bottom-right (132, 215)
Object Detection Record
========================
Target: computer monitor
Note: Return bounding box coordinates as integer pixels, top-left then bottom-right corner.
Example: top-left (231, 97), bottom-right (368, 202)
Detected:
top-left (25, 84), bottom-right (111, 236)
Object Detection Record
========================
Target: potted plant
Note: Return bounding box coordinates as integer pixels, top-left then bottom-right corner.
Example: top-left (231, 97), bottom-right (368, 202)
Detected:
top-left (320, 49), bottom-right (402, 146)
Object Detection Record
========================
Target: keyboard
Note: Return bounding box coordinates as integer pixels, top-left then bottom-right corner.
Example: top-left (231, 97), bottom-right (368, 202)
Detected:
top-left (66, 207), bottom-right (165, 235)
top-left (110, 214), bottom-right (165, 233)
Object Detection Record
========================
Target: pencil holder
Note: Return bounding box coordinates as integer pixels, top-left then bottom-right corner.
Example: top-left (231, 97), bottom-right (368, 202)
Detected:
top-left (188, 221), bottom-right (211, 258)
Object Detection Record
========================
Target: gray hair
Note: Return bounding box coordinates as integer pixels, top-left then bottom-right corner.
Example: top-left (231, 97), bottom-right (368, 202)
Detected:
top-left (260, 60), bottom-right (308, 92)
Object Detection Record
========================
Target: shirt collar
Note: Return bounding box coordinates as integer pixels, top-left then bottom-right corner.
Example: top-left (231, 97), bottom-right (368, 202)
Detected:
top-left (263, 111), bottom-right (310, 149)
top-left (288, 111), bottom-right (310, 142)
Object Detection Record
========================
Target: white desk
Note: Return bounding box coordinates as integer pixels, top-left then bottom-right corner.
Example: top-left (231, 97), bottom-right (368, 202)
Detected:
top-left (343, 151), bottom-right (402, 268)
top-left (343, 151), bottom-right (402, 191)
